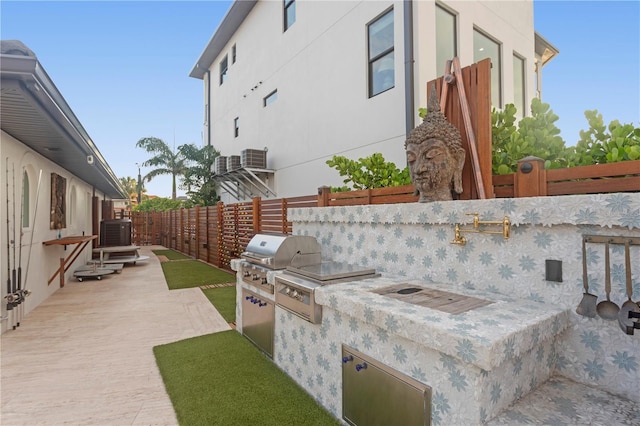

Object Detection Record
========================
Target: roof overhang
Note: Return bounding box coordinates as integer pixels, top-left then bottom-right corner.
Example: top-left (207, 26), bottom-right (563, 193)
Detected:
top-left (189, 0), bottom-right (257, 80)
top-left (1, 41), bottom-right (127, 199)
top-left (534, 32), bottom-right (560, 67)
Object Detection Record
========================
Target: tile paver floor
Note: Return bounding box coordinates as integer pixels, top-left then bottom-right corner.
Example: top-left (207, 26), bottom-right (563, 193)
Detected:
top-left (1, 246), bottom-right (231, 425)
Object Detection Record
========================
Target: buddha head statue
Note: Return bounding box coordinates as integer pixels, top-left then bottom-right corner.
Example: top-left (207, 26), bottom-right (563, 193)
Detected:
top-left (405, 86), bottom-right (465, 202)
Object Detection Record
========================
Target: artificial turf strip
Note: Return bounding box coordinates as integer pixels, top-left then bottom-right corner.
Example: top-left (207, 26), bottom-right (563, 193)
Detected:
top-left (161, 260), bottom-right (235, 290)
top-left (152, 249), bottom-right (191, 260)
top-left (154, 331), bottom-right (342, 426)
top-left (201, 286), bottom-right (236, 323)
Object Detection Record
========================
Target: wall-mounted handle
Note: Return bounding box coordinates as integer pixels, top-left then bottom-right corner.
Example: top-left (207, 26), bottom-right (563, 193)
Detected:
top-left (342, 355), bottom-right (353, 364)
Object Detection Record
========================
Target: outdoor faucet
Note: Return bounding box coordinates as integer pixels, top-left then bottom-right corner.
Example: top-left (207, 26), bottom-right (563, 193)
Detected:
top-left (451, 214), bottom-right (511, 246)
top-left (450, 224), bottom-right (467, 245)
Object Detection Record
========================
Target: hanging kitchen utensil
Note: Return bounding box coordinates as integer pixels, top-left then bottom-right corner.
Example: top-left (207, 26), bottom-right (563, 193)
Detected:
top-left (597, 241), bottom-right (619, 320)
top-left (576, 236), bottom-right (597, 318)
top-left (618, 241), bottom-right (640, 335)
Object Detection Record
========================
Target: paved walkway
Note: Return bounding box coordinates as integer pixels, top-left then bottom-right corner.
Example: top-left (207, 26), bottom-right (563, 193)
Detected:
top-left (1, 246), bottom-right (232, 425)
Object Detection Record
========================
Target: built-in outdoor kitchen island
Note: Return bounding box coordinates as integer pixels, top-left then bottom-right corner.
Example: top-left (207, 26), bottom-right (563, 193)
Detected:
top-left (232, 192), bottom-right (640, 425)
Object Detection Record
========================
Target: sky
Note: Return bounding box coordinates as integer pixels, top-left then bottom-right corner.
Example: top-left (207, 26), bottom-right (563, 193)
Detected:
top-left (2, 1), bottom-right (638, 198)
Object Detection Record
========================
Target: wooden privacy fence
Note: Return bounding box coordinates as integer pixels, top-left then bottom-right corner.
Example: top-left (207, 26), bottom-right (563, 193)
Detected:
top-left (493, 157), bottom-right (640, 198)
top-left (128, 158), bottom-right (639, 270)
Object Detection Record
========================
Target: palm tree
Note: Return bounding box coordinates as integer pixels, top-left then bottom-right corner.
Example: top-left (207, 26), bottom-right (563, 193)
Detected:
top-left (180, 143), bottom-right (220, 206)
top-left (119, 176), bottom-right (146, 205)
top-left (136, 137), bottom-right (186, 200)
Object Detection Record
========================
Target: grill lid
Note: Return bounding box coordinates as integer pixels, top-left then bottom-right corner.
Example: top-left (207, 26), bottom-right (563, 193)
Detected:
top-left (242, 233), bottom-right (321, 269)
top-left (286, 261), bottom-right (377, 282)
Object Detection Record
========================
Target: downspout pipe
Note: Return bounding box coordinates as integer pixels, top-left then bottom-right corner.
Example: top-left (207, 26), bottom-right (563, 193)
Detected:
top-left (404, 0), bottom-right (415, 137)
top-left (206, 70), bottom-right (212, 146)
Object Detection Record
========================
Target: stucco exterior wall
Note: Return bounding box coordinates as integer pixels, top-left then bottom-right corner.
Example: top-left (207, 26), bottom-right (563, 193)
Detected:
top-left (203, 0), bottom-right (536, 202)
top-left (1, 131), bottom-right (104, 334)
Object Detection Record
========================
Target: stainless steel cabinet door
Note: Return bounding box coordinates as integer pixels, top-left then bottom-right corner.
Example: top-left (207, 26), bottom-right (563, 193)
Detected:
top-left (342, 345), bottom-right (431, 426)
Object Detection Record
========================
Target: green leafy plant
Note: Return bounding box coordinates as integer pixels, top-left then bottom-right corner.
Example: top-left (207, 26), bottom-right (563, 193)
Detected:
top-left (570, 110), bottom-right (640, 166)
top-left (491, 98), bottom-right (570, 174)
top-left (134, 197), bottom-right (183, 212)
top-left (326, 153), bottom-right (410, 192)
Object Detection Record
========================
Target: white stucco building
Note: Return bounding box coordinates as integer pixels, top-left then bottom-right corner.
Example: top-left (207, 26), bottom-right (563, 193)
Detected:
top-left (190, 0), bottom-right (557, 202)
top-left (1, 40), bottom-right (127, 334)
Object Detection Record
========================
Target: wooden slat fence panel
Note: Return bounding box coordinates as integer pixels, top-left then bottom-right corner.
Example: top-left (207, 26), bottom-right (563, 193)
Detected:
top-left (205, 206), bottom-right (220, 267)
top-left (185, 208), bottom-right (196, 258)
top-left (237, 201), bottom-right (255, 255)
top-left (428, 58), bottom-right (494, 200)
top-left (492, 159), bottom-right (640, 198)
top-left (260, 198), bottom-right (290, 234)
top-left (319, 185), bottom-right (418, 207)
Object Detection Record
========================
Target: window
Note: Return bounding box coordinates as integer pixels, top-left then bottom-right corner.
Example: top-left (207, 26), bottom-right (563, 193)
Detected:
top-left (264, 90), bottom-right (278, 107)
top-left (22, 170), bottom-right (29, 228)
top-left (232, 44), bottom-right (237, 64)
top-left (473, 29), bottom-right (501, 107)
top-left (219, 54), bottom-right (228, 85)
top-left (367, 8), bottom-right (394, 97)
top-left (234, 117), bottom-right (239, 138)
top-left (436, 4), bottom-right (457, 74)
top-left (284, 0), bottom-right (296, 31)
top-left (513, 54), bottom-right (526, 119)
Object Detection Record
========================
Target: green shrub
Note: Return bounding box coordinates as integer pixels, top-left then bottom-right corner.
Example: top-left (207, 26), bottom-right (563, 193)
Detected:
top-left (326, 153), bottom-right (410, 192)
top-left (569, 110), bottom-right (640, 166)
top-left (491, 98), bottom-right (571, 174)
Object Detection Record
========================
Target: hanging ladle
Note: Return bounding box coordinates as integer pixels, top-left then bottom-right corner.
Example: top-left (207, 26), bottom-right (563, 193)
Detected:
top-left (596, 240), bottom-right (619, 321)
top-left (576, 237), bottom-right (597, 318)
top-left (618, 240), bottom-right (640, 334)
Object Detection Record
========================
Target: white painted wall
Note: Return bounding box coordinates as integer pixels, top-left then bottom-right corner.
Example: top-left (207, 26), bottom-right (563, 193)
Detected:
top-left (204, 0), bottom-right (535, 201)
top-left (1, 131), bottom-right (104, 334)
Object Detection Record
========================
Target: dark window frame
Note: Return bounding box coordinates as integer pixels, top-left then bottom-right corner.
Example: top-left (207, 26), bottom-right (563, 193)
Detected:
top-left (367, 7), bottom-right (395, 98)
top-left (263, 89), bottom-right (278, 107)
top-left (284, 0), bottom-right (296, 32)
top-left (219, 54), bottom-right (229, 85)
top-left (234, 117), bottom-right (239, 138)
top-left (435, 3), bottom-right (458, 74)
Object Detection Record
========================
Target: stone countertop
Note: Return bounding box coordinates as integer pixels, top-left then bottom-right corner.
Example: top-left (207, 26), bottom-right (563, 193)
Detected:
top-left (315, 275), bottom-right (571, 371)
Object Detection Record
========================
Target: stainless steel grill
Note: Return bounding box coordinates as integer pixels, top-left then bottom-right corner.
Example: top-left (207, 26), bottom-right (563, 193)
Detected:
top-left (275, 261), bottom-right (379, 324)
top-left (240, 233), bottom-right (322, 293)
top-left (240, 233), bottom-right (323, 357)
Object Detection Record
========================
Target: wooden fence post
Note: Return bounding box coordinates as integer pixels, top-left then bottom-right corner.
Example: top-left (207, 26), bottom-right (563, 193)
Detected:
top-left (216, 202), bottom-right (224, 268)
top-left (281, 198), bottom-right (288, 233)
top-left (252, 197), bottom-right (261, 234)
top-left (515, 156), bottom-right (547, 197)
top-left (318, 186), bottom-right (330, 207)
top-left (195, 205), bottom-right (200, 260)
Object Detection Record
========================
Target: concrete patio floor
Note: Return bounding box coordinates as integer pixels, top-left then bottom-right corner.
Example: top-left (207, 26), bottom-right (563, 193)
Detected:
top-left (1, 246), bottom-right (232, 425)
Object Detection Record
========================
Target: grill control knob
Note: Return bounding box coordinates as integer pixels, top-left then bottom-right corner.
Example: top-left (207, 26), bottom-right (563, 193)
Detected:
top-left (243, 270), bottom-right (250, 277)
top-left (285, 287), bottom-right (291, 295)
top-left (291, 290), bottom-right (299, 299)
top-left (261, 277), bottom-right (267, 284)
top-left (252, 274), bottom-right (259, 280)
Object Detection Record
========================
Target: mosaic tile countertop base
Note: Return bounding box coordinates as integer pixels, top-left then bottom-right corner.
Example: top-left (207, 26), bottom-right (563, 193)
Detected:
top-left (487, 375), bottom-right (639, 425)
top-left (315, 276), bottom-right (571, 371)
